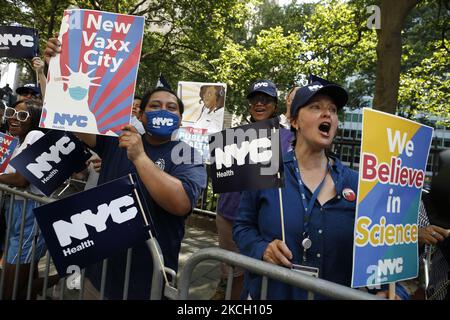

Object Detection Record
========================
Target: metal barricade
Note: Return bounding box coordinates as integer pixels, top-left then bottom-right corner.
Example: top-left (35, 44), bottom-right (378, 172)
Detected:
top-left (0, 183), bottom-right (380, 301)
top-left (0, 184), bottom-right (54, 300)
top-left (0, 184), bottom-right (168, 300)
top-left (175, 247), bottom-right (381, 300)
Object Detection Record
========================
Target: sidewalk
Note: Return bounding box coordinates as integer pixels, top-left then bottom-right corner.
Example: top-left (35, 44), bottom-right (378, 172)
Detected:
top-left (178, 223), bottom-right (220, 300)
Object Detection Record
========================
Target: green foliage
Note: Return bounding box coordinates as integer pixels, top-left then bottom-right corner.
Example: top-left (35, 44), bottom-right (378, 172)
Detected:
top-left (1, 0), bottom-right (72, 81)
top-left (214, 27), bottom-right (309, 115)
top-left (135, 0), bottom-right (255, 95)
top-left (397, 0), bottom-right (449, 125)
top-left (211, 0), bottom-right (378, 116)
top-left (0, 0), bottom-right (447, 124)
top-left (1, 0), bottom-right (447, 212)
top-left (399, 40), bottom-right (450, 126)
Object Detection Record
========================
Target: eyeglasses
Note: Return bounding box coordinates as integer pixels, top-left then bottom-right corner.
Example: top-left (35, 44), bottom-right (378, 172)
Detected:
top-left (249, 94), bottom-right (276, 105)
top-left (4, 107), bottom-right (30, 122)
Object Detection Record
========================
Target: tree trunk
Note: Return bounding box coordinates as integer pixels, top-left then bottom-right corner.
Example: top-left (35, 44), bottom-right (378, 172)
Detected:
top-left (373, 0), bottom-right (419, 114)
top-left (46, 0), bottom-right (60, 39)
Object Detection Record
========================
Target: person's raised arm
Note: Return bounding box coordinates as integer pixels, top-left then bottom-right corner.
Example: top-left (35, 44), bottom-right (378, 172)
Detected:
top-left (118, 125), bottom-right (191, 216)
top-left (32, 57), bottom-right (46, 98)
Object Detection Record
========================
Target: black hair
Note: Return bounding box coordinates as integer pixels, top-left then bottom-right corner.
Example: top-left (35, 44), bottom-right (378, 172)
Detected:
top-left (134, 95), bottom-right (142, 100)
top-left (199, 85), bottom-right (225, 110)
top-left (140, 87), bottom-right (184, 115)
top-left (0, 100), bottom-right (6, 133)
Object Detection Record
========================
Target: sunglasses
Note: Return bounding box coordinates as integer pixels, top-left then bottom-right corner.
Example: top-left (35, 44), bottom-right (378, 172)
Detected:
top-left (4, 106), bottom-right (30, 122)
top-left (249, 95), bottom-right (276, 105)
top-left (21, 91), bottom-right (37, 97)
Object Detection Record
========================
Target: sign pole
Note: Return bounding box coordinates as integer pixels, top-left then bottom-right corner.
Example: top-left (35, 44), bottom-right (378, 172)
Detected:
top-left (129, 174), bottom-right (170, 286)
top-left (278, 173), bottom-right (285, 243)
top-left (388, 282), bottom-right (396, 300)
top-left (272, 127), bottom-right (285, 243)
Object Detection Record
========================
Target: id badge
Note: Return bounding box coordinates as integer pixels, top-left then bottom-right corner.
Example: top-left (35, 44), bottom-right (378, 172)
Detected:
top-left (291, 264), bottom-right (319, 278)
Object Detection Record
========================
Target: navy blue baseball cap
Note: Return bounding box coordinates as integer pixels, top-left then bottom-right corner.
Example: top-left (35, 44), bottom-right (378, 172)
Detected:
top-left (246, 79), bottom-right (278, 100)
top-left (290, 81), bottom-right (348, 117)
top-left (16, 83), bottom-right (41, 96)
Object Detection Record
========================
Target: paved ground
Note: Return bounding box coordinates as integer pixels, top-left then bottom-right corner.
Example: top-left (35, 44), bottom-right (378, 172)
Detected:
top-left (33, 223), bottom-right (221, 300)
top-left (178, 224), bottom-right (220, 300)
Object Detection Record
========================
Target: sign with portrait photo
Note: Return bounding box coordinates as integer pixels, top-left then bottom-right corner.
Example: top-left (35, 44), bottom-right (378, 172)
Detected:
top-left (177, 81), bottom-right (226, 134)
top-left (177, 81), bottom-right (227, 163)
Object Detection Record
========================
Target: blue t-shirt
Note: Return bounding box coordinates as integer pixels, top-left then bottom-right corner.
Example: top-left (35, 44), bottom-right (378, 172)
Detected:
top-left (86, 135), bottom-right (207, 299)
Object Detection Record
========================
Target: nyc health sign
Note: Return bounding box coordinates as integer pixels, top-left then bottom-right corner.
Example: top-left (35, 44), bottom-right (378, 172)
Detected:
top-left (33, 174), bottom-right (149, 277)
top-left (209, 118), bottom-right (283, 194)
top-left (0, 26), bottom-right (39, 58)
top-left (351, 109), bottom-right (433, 287)
top-left (10, 130), bottom-right (91, 196)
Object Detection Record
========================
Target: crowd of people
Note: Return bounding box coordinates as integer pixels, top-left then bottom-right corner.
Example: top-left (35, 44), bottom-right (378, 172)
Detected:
top-left (0, 34), bottom-right (448, 301)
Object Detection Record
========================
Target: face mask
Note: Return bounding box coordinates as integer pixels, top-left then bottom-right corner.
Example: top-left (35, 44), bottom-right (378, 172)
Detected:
top-left (69, 86), bottom-right (88, 100)
top-left (145, 110), bottom-right (179, 137)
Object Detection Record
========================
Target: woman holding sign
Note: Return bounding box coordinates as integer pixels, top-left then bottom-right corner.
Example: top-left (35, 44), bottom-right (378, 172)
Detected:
top-left (212, 79), bottom-right (294, 300)
top-left (0, 100), bottom-right (56, 299)
top-left (233, 81), bottom-right (409, 299)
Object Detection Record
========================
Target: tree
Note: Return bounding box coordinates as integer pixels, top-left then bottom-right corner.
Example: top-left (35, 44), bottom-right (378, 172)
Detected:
top-left (0, 0), bottom-right (252, 93)
top-left (398, 0), bottom-right (449, 125)
top-left (211, 26), bottom-right (305, 115)
top-left (372, 0), bottom-right (420, 114)
top-left (131, 0), bottom-right (255, 95)
top-left (211, 0), bottom-right (378, 117)
top-left (399, 40), bottom-right (449, 125)
top-left (2, 0), bottom-right (447, 124)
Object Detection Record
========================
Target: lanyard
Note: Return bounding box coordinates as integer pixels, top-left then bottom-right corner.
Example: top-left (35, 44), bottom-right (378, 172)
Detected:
top-left (292, 152), bottom-right (330, 238)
